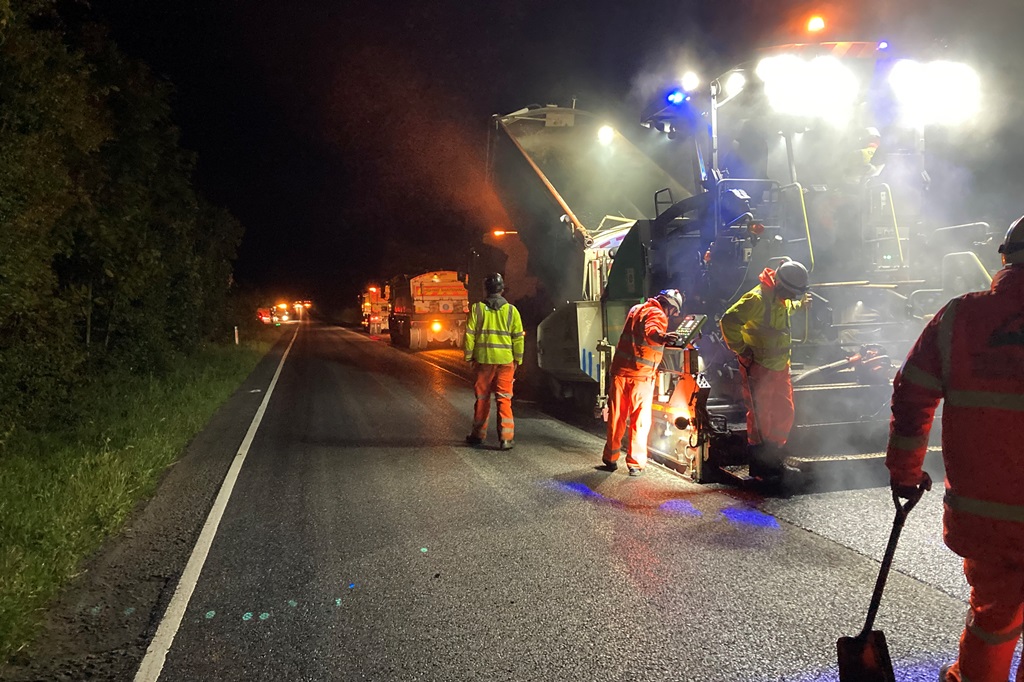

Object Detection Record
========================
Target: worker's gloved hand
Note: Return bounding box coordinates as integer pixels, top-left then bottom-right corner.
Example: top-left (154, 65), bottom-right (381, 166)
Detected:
top-left (663, 331), bottom-right (681, 346)
top-left (891, 472), bottom-right (932, 500)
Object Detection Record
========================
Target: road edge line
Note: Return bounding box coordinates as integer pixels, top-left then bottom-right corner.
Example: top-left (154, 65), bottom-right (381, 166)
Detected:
top-left (133, 326), bottom-right (300, 682)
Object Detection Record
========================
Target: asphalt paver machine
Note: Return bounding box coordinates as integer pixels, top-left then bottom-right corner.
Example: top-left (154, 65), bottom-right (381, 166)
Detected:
top-left (488, 38), bottom-right (997, 488)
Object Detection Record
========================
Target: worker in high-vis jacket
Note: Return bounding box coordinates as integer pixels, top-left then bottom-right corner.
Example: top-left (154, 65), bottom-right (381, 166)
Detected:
top-left (464, 273), bottom-right (525, 451)
top-left (886, 217), bottom-right (1024, 682)
top-left (601, 289), bottom-right (683, 476)
top-left (719, 259), bottom-right (810, 480)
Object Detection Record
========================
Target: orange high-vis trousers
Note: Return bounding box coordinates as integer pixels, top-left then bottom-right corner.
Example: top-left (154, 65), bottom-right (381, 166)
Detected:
top-left (945, 555), bottom-right (1024, 682)
top-left (603, 375), bottom-right (656, 469)
top-left (739, 360), bottom-right (795, 447)
top-left (470, 362), bottom-right (516, 443)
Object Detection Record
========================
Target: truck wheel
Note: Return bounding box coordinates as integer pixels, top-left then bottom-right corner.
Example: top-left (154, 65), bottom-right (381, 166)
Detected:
top-left (409, 326), bottom-right (423, 350)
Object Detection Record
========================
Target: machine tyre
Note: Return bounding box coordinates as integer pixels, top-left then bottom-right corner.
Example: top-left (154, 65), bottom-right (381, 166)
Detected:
top-left (571, 382), bottom-right (599, 413)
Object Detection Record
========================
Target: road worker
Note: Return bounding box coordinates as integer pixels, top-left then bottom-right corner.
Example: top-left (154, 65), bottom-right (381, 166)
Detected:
top-left (886, 216), bottom-right (1024, 682)
top-left (847, 126), bottom-right (883, 186)
top-left (601, 289), bottom-right (683, 476)
top-left (719, 259), bottom-right (810, 480)
top-left (464, 273), bottom-right (525, 450)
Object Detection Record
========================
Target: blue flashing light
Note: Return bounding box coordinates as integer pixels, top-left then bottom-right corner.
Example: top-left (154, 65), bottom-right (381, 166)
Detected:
top-left (667, 90), bottom-right (685, 105)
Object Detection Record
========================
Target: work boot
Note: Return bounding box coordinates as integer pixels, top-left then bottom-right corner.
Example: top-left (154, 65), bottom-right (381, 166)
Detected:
top-left (628, 467), bottom-right (643, 477)
top-left (747, 443), bottom-right (778, 479)
top-left (938, 663), bottom-right (954, 681)
top-left (750, 444), bottom-right (797, 478)
top-left (499, 439), bottom-right (515, 450)
top-left (465, 435), bottom-right (483, 446)
top-left (598, 459), bottom-right (618, 472)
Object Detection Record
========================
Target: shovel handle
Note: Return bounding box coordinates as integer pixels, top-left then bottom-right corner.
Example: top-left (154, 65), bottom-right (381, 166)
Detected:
top-left (859, 482), bottom-right (927, 637)
top-left (893, 482), bottom-right (926, 518)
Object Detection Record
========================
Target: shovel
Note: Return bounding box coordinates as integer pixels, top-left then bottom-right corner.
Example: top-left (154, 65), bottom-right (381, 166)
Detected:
top-left (837, 484), bottom-right (925, 681)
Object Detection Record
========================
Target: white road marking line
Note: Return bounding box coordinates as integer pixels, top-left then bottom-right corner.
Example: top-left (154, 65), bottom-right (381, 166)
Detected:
top-left (134, 326), bottom-right (300, 682)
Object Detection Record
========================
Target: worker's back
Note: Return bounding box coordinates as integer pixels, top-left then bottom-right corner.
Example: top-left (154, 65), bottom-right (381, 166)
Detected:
top-left (935, 265), bottom-right (1024, 556)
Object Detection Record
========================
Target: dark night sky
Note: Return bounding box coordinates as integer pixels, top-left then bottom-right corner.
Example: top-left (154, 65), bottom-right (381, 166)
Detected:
top-left (86, 0), bottom-right (1024, 310)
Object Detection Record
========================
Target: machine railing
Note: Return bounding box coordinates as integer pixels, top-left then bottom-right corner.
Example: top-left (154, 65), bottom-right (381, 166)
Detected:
top-left (778, 182), bottom-right (815, 272)
top-left (863, 182), bottom-right (906, 268)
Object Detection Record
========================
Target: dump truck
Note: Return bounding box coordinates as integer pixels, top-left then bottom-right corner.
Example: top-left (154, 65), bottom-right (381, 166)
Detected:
top-left (359, 284), bottom-right (389, 335)
top-left (387, 271), bottom-right (469, 350)
top-left (488, 35), bottom-right (995, 487)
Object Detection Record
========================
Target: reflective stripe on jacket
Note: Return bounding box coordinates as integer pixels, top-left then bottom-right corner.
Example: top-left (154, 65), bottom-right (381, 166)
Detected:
top-left (719, 268), bottom-right (804, 371)
top-left (886, 265), bottom-right (1024, 559)
top-left (464, 299), bottom-right (525, 365)
top-left (610, 299), bottom-right (669, 378)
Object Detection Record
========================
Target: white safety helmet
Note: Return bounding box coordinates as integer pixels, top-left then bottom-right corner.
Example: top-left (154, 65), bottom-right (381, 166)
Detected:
top-left (656, 289), bottom-right (684, 315)
top-left (998, 215), bottom-right (1024, 265)
top-left (775, 260), bottom-right (810, 298)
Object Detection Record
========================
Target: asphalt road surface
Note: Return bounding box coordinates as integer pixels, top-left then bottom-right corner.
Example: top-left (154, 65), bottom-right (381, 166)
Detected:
top-left (4, 320), bottom-right (1020, 681)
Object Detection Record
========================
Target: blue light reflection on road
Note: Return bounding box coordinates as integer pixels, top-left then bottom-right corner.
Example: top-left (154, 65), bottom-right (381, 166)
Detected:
top-left (659, 499), bottom-right (702, 517)
top-left (721, 505), bottom-right (780, 529)
top-left (552, 481), bottom-right (605, 499)
top-left (549, 481), bottom-right (704, 518)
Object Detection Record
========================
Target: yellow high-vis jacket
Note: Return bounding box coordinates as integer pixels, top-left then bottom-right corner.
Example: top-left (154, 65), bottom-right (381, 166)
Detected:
top-left (464, 296), bottom-right (525, 365)
top-left (719, 268), bottom-right (805, 371)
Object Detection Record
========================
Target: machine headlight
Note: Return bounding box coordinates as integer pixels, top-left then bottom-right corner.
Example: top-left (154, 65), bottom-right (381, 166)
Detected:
top-left (725, 71), bottom-right (746, 99)
top-left (756, 54), bottom-right (858, 126)
top-left (681, 71), bottom-right (700, 93)
top-left (888, 59), bottom-right (980, 126)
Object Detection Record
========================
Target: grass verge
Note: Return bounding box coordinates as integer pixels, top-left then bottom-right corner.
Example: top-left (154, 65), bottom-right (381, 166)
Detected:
top-left (0, 330), bottom-right (282, 663)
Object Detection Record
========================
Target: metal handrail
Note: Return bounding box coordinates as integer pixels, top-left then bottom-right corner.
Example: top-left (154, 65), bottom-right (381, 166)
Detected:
top-left (779, 182), bottom-right (815, 272)
top-left (865, 182), bottom-right (905, 266)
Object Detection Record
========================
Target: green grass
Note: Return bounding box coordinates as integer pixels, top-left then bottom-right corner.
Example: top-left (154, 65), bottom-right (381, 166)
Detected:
top-left (0, 329), bottom-right (282, 663)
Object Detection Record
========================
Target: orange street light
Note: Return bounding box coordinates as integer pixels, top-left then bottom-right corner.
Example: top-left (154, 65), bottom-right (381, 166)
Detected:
top-left (492, 229), bottom-right (519, 237)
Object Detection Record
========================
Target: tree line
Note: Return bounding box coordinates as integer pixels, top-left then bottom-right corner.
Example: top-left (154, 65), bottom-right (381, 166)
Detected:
top-left (0, 0), bottom-right (246, 441)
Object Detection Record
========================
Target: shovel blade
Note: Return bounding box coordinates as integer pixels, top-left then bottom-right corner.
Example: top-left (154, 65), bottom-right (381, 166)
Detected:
top-left (837, 630), bottom-right (896, 682)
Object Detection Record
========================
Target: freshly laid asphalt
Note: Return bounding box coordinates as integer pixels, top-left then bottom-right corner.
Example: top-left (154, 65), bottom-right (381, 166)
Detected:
top-left (6, 320), bottom-right (1020, 681)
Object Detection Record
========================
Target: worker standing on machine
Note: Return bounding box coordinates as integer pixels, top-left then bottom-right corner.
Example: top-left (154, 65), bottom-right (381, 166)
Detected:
top-left (601, 289), bottom-right (683, 476)
top-left (886, 217), bottom-right (1024, 682)
top-left (719, 259), bottom-right (810, 480)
